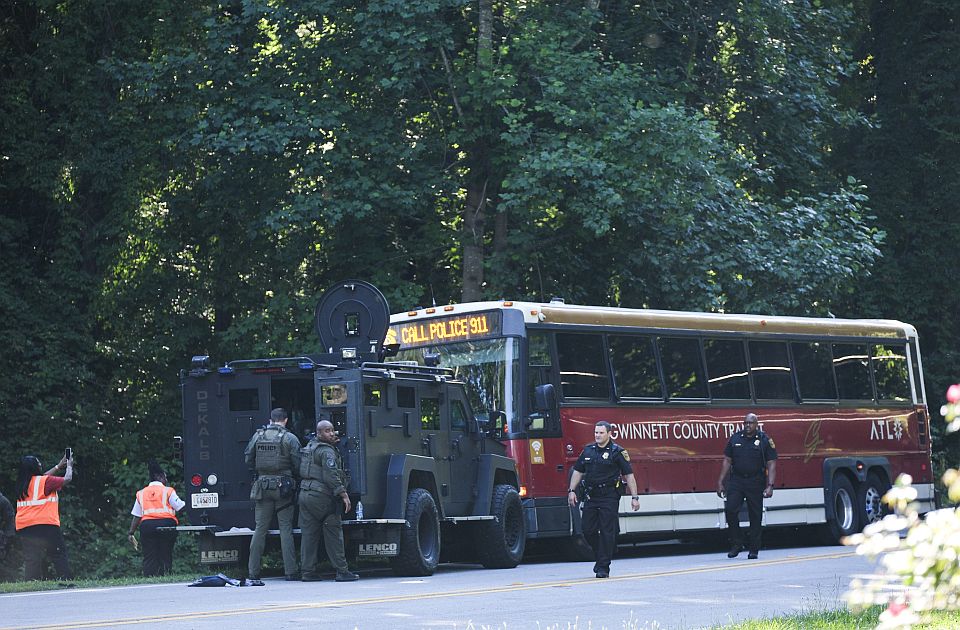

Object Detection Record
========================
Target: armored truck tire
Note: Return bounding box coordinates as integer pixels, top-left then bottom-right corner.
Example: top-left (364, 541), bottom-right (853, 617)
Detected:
top-left (389, 488), bottom-right (441, 576)
top-left (479, 484), bottom-right (526, 569)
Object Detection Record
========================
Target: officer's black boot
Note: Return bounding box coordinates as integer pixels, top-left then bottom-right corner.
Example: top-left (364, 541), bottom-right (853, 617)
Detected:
top-left (727, 544), bottom-right (742, 558)
top-left (335, 569), bottom-right (359, 582)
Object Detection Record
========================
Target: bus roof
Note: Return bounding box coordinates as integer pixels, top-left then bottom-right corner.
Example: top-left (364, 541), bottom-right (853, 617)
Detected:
top-left (390, 300), bottom-right (916, 340)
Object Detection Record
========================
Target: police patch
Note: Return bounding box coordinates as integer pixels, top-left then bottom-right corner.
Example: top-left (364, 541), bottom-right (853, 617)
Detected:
top-left (621, 450), bottom-right (630, 462)
top-left (767, 438), bottom-right (776, 449)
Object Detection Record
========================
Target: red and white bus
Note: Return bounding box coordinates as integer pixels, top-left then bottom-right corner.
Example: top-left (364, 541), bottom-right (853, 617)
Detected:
top-left (388, 299), bottom-right (936, 552)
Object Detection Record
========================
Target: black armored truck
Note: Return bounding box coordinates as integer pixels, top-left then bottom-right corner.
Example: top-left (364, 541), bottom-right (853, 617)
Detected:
top-left (177, 281), bottom-right (525, 575)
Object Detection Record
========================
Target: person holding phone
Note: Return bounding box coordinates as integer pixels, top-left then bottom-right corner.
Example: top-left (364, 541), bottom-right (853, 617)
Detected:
top-left (128, 461), bottom-right (185, 576)
top-left (15, 451), bottom-right (74, 580)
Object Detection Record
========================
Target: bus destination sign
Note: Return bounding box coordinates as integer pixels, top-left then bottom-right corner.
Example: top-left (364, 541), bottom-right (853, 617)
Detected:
top-left (390, 311), bottom-right (502, 349)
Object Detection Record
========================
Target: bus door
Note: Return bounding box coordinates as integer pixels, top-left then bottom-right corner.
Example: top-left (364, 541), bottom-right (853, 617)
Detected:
top-left (182, 369), bottom-right (270, 529)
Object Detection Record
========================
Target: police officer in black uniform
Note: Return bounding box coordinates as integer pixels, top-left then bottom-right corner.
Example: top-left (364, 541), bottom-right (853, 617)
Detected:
top-left (717, 413), bottom-right (777, 559)
top-left (567, 421), bottom-right (640, 578)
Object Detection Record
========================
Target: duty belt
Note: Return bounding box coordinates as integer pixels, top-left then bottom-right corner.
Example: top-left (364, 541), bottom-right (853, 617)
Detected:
top-left (733, 471), bottom-right (763, 478)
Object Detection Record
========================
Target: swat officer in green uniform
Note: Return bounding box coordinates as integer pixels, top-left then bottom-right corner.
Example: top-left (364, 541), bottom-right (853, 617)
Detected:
top-left (567, 421), bottom-right (640, 578)
top-left (717, 412), bottom-right (778, 559)
top-left (244, 407), bottom-right (302, 584)
top-left (298, 419), bottom-right (359, 582)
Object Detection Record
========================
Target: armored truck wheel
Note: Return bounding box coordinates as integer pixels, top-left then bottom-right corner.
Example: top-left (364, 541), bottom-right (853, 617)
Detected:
top-left (390, 488), bottom-right (441, 576)
top-left (479, 484), bottom-right (526, 569)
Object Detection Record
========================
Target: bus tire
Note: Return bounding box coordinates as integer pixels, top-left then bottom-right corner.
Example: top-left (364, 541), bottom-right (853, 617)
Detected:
top-left (858, 472), bottom-right (890, 528)
top-left (479, 485), bottom-right (526, 569)
top-left (822, 474), bottom-right (859, 544)
top-left (389, 488), bottom-right (441, 576)
top-left (559, 534), bottom-right (595, 562)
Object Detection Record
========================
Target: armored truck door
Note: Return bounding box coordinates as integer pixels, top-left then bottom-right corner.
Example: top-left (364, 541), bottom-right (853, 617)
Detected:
top-left (316, 375), bottom-right (364, 494)
top-left (445, 389), bottom-right (476, 514)
top-left (181, 369), bottom-right (271, 529)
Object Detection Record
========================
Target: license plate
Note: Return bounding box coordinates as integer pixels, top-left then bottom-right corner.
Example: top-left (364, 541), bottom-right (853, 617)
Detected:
top-left (192, 493), bottom-right (219, 509)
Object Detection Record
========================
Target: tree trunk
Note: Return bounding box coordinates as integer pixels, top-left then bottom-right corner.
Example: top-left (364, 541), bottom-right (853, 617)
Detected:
top-left (461, 183), bottom-right (486, 302)
top-left (460, 0), bottom-right (494, 302)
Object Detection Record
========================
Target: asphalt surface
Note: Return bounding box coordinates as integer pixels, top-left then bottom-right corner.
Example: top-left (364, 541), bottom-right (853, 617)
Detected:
top-left (0, 538), bottom-right (874, 629)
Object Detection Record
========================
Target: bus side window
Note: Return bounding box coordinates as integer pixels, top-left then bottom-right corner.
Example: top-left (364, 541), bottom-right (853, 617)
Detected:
top-left (658, 336), bottom-right (708, 400)
top-left (873, 343), bottom-right (910, 402)
top-left (609, 335), bottom-right (662, 399)
top-left (832, 343), bottom-right (873, 401)
top-left (792, 341), bottom-right (837, 401)
top-left (527, 332), bottom-right (555, 432)
top-left (555, 333), bottom-right (611, 399)
top-left (703, 338), bottom-right (750, 400)
top-left (748, 340), bottom-right (794, 401)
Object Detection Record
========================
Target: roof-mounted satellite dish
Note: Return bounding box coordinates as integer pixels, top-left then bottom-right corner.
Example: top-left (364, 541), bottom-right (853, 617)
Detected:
top-left (314, 280), bottom-right (390, 358)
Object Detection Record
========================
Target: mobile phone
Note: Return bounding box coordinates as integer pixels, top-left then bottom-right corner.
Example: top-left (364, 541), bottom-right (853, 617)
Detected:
top-left (65, 447), bottom-right (72, 460)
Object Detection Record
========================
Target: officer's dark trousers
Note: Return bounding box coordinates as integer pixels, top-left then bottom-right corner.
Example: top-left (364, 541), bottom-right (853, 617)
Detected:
top-left (139, 518), bottom-right (178, 576)
top-left (19, 524), bottom-right (72, 581)
top-left (298, 489), bottom-right (348, 575)
top-left (725, 475), bottom-right (764, 552)
top-left (581, 491), bottom-right (620, 572)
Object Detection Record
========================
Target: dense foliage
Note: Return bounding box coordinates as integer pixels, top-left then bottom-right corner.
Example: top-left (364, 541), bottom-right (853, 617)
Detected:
top-left (0, 0), bottom-right (956, 578)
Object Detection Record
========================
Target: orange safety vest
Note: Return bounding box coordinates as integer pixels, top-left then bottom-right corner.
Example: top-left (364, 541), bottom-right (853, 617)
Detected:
top-left (16, 475), bottom-right (60, 529)
top-left (137, 485), bottom-right (178, 523)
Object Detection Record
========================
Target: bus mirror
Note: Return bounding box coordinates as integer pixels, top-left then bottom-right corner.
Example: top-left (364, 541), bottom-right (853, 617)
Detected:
top-left (382, 342), bottom-right (400, 358)
top-left (534, 383), bottom-right (556, 413)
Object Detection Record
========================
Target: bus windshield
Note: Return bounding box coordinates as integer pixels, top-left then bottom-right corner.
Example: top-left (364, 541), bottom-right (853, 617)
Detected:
top-left (393, 337), bottom-right (521, 429)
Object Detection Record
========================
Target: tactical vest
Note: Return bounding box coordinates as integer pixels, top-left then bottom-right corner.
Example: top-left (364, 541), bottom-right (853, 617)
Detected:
top-left (299, 441), bottom-right (349, 492)
top-left (299, 440), bottom-right (325, 482)
top-left (254, 425), bottom-right (288, 475)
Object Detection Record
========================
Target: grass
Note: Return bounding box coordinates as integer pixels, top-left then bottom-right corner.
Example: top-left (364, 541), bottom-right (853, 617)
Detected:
top-left (721, 606), bottom-right (960, 629)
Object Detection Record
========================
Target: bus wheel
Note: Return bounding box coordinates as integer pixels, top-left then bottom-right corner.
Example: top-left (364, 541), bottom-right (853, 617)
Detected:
top-left (822, 475), bottom-right (859, 544)
top-left (390, 488), bottom-right (441, 576)
top-left (858, 472), bottom-right (890, 528)
top-left (479, 485), bottom-right (526, 569)
top-left (559, 534), bottom-right (595, 562)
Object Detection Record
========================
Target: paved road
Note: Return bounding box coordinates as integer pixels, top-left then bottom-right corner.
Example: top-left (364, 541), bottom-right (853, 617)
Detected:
top-left (0, 542), bottom-right (872, 629)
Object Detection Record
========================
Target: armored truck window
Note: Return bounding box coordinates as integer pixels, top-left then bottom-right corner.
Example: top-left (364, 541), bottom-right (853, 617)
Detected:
top-left (556, 333), bottom-right (610, 399)
top-left (397, 386), bottom-right (416, 408)
top-left (364, 383), bottom-right (382, 407)
top-left (608, 335), bottom-right (661, 399)
top-left (792, 341), bottom-right (837, 401)
top-left (833, 343), bottom-right (873, 401)
top-left (748, 341), bottom-right (794, 401)
top-left (658, 336), bottom-right (707, 400)
top-left (229, 388), bottom-right (259, 412)
top-left (450, 399), bottom-right (468, 431)
top-left (421, 397), bottom-right (440, 430)
top-left (321, 384), bottom-right (348, 406)
top-left (873, 344), bottom-right (910, 402)
top-left (704, 338), bottom-right (750, 400)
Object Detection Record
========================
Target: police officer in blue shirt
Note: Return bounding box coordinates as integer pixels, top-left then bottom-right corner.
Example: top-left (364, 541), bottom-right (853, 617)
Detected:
top-left (717, 413), bottom-right (777, 559)
top-left (567, 421), bottom-right (640, 578)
